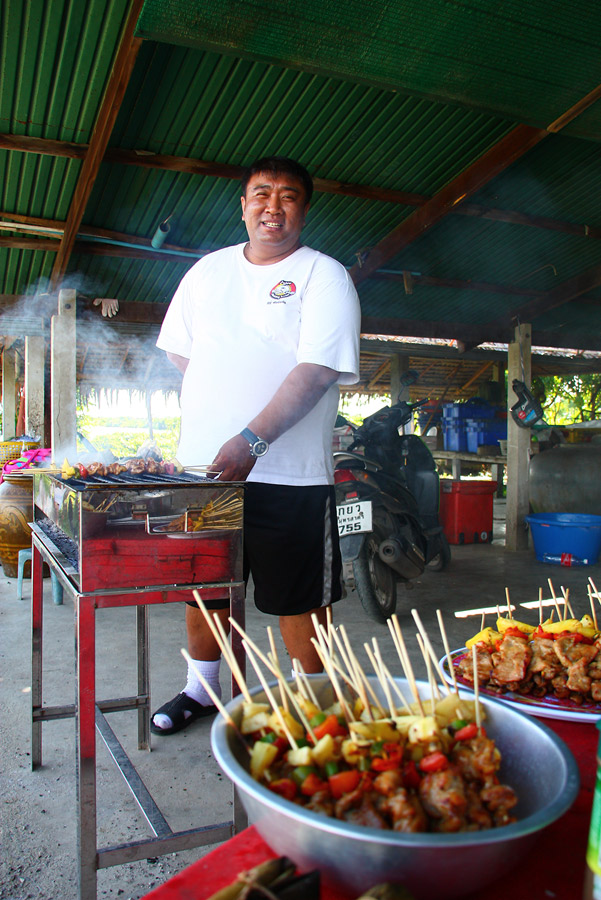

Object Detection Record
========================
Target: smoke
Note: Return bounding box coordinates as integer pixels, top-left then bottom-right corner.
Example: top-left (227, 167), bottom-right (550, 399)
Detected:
top-left (4, 273), bottom-right (180, 461)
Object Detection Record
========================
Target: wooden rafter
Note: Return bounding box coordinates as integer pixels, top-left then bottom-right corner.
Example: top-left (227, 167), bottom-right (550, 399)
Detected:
top-left (349, 124), bottom-right (547, 285)
top-left (3, 134), bottom-right (601, 244)
top-left (507, 263), bottom-right (601, 324)
top-left (349, 82), bottom-right (601, 285)
top-left (49, 0), bottom-right (145, 289)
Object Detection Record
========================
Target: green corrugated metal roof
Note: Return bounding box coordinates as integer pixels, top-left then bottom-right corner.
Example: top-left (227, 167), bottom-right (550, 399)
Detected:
top-left (3, 0), bottom-right (601, 395)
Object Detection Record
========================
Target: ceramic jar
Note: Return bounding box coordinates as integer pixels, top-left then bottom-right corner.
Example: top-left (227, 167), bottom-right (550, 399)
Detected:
top-left (0, 473), bottom-right (34, 577)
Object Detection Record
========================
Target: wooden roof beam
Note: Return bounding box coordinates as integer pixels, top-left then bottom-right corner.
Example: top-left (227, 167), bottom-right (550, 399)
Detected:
top-left (362, 315), bottom-right (601, 352)
top-left (507, 263), bottom-right (601, 324)
top-left (351, 82), bottom-right (601, 285)
top-left (49, 0), bottom-right (145, 289)
top-left (350, 123), bottom-right (547, 285)
top-left (4, 135), bottom-right (601, 242)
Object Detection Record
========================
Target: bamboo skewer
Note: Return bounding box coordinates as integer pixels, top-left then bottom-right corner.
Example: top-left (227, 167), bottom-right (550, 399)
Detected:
top-left (338, 624), bottom-right (385, 716)
top-left (548, 579), bottom-right (562, 620)
top-left (226, 620), bottom-right (318, 743)
top-left (590, 587), bottom-right (599, 630)
top-left (416, 634), bottom-right (437, 714)
top-left (363, 642), bottom-right (395, 718)
top-left (242, 640), bottom-right (299, 750)
top-left (561, 587), bottom-right (575, 619)
top-left (267, 626), bottom-right (289, 713)
top-left (505, 588), bottom-right (513, 618)
top-left (310, 638), bottom-right (354, 722)
top-left (379, 659), bottom-right (412, 713)
top-left (371, 638), bottom-right (397, 718)
top-left (538, 587), bottom-right (543, 625)
top-left (291, 659), bottom-right (320, 708)
top-left (390, 615), bottom-right (424, 715)
top-left (436, 609), bottom-right (459, 696)
top-left (411, 608), bottom-right (452, 696)
top-left (328, 626), bottom-right (373, 719)
top-left (192, 590), bottom-right (252, 703)
top-left (471, 643), bottom-right (481, 729)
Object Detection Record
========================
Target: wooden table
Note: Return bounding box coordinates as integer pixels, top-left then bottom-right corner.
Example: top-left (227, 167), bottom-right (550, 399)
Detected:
top-left (143, 717), bottom-right (597, 900)
top-left (433, 450), bottom-right (506, 496)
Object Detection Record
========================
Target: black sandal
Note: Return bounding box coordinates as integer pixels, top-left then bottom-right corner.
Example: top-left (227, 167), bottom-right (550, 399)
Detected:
top-left (150, 692), bottom-right (218, 735)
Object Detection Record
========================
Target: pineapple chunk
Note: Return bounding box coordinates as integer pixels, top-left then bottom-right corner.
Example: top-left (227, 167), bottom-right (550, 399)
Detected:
top-left (466, 626), bottom-right (500, 649)
top-left (311, 734), bottom-right (336, 767)
top-left (350, 719), bottom-right (400, 744)
top-left (341, 738), bottom-right (368, 765)
top-left (286, 745), bottom-right (314, 767)
top-left (250, 741), bottom-right (279, 780)
top-left (240, 702), bottom-right (271, 734)
top-left (407, 716), bottom-right (440, 745)
top-left (496, 617), bottom-right (534, 635)
top-left (295, 696), bottom-right (322, 720)
top-left (543, 618), bottom-right (597, 638)
top-left (393, 714), bottom-right (423, 736)
top-left (267, 709), bottom-right (305, 742)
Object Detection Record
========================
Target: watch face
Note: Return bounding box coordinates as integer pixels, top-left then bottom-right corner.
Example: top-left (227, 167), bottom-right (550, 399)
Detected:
top-left (252, 440), bottom-right (269, 457)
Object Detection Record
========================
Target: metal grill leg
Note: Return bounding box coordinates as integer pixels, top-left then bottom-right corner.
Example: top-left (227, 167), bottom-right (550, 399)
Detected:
top-left (136, 604), bottom-right (150, 750)
top-left (31, 544), bottom-right (45, 769)
top-left (76, 596), bottom-right (98, 900)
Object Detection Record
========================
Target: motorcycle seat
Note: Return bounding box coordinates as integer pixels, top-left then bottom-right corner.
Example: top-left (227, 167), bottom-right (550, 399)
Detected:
top-left (333, 452), bottom-right (382, 472)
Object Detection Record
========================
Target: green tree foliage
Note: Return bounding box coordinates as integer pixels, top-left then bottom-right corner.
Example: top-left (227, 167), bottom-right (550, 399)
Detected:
top-left (538, 374), bottom-right (601, 425)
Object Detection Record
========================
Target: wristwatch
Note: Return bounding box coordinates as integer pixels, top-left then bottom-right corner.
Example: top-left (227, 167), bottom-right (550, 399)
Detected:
top-left (240, 427), bottom-right (269, 458)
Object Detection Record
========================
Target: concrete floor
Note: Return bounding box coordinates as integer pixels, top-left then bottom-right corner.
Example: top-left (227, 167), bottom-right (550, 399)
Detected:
top-left (1, 502), bottom-right (599, 900)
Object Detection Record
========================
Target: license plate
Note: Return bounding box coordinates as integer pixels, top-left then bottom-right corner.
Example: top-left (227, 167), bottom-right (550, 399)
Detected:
top-left (337, 500), bottom-right (373, 536)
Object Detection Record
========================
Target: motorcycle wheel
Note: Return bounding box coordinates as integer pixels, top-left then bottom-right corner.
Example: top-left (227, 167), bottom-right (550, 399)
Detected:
top-left (427, 532), bottom-right (451, 572)
top-left (352, 519), bottom-right (397, 623)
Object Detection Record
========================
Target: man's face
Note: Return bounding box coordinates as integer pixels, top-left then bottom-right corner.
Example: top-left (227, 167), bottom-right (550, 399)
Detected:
top-left (241, 171), bottom-right (309, 264)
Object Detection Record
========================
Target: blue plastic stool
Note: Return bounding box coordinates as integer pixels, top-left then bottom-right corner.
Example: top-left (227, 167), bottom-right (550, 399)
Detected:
top-left (16, 548), bottom-right (63, 605)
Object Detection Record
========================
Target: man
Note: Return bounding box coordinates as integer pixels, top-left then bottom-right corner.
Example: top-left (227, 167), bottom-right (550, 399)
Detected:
top-left (152, 156), bottom-right (360, 735)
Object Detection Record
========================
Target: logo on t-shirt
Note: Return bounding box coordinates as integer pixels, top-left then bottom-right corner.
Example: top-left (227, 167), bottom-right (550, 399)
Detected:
top-left (269, 280), bottom-right (296, 300)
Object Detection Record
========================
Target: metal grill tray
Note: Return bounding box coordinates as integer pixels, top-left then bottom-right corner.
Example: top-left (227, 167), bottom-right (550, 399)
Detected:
top-left (57, 471), bottom-right (215, 490)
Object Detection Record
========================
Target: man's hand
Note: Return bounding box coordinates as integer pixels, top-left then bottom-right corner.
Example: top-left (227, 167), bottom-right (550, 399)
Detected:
top-left (93, 297), bottom-right (119, 318)
top-left (209, 434), bottom-right (257, 482)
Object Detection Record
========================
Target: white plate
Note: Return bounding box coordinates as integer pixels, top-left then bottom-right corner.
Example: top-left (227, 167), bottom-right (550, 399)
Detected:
top-left (337, 499), bottom-right (373, 536)
top-left (439, 647), bottom-right (601, 724)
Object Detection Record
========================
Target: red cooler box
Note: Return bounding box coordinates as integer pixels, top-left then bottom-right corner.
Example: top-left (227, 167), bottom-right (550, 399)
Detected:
top-left (439, 479), bottom-right (497, 544)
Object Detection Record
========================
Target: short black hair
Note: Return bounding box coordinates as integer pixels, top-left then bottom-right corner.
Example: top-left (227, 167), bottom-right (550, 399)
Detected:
top-left (241, 156), bottom-right (313, 205)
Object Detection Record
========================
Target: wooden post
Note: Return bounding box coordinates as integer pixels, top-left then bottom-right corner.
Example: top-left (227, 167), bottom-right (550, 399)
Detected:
top-left (2, 345), bottom-right (16, 440)
top-left (51, 290), bottom-right (77, 461)
top-left (506, 323), bottom-right (531, 550)
top-left (25, 336), bottom-right (45, 442)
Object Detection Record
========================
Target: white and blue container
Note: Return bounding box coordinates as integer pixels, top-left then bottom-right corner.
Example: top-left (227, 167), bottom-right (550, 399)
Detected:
top-left (525, 512), bottom-right (601, 566)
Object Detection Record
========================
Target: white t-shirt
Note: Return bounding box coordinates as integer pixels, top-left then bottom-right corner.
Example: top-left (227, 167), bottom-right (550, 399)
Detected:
top-left (156, 243), bottom-right (361, 485)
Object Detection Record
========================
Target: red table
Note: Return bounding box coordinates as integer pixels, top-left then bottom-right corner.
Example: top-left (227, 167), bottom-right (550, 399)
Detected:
top-left (144, 718), bottom-right (598, 900)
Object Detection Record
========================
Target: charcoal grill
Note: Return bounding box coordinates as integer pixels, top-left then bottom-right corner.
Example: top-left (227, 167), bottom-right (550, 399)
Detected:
top-left (33, 470), bottom-right (244, 591)
top-left (30, 469), bottom-right (247, 900)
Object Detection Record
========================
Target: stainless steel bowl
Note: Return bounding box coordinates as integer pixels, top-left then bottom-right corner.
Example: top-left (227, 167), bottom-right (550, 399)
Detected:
top-left (211, 675), bottom-right (580, 900)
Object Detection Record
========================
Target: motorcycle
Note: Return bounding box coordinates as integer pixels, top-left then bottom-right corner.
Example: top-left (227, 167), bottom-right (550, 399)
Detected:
top-left (333, 394), bottom-right (450, 623)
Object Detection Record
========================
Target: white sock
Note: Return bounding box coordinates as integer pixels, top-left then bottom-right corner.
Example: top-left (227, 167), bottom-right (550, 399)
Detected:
top-left (185, 658), bottom-right (222, 705)
top-left (152, 658), bottom-right (221, 730)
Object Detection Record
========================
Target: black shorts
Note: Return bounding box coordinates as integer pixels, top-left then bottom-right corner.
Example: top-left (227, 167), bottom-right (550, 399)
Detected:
top-left (187, 482), bottom-right (342, 616)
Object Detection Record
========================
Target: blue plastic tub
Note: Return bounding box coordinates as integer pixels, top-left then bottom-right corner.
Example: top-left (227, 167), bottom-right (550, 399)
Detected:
top-left (525, 512), bottom-right (601, 566)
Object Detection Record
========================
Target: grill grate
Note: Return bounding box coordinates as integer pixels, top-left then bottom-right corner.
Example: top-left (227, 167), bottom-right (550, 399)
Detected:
top-left (57, 471), bottom-right (213, 491)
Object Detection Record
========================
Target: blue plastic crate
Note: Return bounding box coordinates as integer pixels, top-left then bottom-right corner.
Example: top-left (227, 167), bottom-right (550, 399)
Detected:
top-left (442, 399), bottom-right (497, 420)
top-left (443, 423), bottom-right (467, 451)
top-left (465, 418), bottom-right (508, 453)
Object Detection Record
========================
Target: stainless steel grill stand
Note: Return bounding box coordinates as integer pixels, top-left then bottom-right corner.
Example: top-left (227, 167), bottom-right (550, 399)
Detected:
top-left (30, 525), bottom-right (248, 900)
